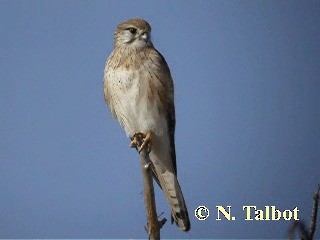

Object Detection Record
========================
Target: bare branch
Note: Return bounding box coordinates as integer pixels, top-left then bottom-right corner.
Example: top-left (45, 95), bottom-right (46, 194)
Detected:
top-left (138, 137), bottom-right (160, 240)
top-left (288, 184), bottom-right (320, 240)
top-left (309, 184), bottom-right (320, 240)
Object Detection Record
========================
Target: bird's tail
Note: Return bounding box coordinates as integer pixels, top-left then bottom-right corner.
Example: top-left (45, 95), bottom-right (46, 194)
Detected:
top-left (151, 164), bottom-right (190, 231)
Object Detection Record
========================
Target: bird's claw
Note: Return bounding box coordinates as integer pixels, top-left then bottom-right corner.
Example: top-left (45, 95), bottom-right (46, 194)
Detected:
top-left (130, 132), bottom-right (144, 148)
top-left (130, 132), bottom-right (152, 153)
top-left (138, 132), bottom-right (152, 153)
top-left (130, 137), bottom-right (138, 148)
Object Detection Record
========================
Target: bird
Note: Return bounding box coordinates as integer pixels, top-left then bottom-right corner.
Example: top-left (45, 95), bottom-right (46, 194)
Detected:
top-left (103, 18), bottom-right (190, 232)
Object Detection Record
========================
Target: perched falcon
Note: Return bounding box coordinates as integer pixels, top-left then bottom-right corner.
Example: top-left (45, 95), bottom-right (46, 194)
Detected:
top-left (103, 18), bottom-right (190, 232)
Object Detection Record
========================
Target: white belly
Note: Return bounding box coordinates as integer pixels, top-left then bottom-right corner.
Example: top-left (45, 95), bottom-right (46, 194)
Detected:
top-left (110, 68), bottom-right (167, 138)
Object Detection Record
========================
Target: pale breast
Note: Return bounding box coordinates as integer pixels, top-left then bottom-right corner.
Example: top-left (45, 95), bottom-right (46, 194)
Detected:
top-left (104, 50), bottom-right (168, 138)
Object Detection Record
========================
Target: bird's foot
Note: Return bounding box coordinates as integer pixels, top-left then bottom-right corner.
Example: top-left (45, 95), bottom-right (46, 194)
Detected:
top-left (138, 131), bottom-right (152, 153)
top-left (130, 131), bottom-right (152, 153)
top-left (130, 132), bottom-right (145, 149)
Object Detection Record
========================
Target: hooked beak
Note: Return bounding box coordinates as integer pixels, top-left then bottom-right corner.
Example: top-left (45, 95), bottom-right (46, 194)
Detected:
top-left (140, 32), bottom-right (149, 43)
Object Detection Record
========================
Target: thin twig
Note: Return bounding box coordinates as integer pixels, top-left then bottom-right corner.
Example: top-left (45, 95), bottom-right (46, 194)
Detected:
top-left (309, 184), bottom-right (320, 240)
top-left (287, 184), bottom-right (320, 240)
top-left (287, 221), bottom-right (308, 240)
top-left (138, 139), bottom-right (160, 240)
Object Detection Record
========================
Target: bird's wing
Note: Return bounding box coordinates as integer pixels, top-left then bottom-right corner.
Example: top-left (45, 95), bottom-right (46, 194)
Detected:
top-left (156, 49), bottom-right (177, 174)
top-left (143, 48), bottom-right (190, 232)
top-left (167, 88), bottom-right (177, 175)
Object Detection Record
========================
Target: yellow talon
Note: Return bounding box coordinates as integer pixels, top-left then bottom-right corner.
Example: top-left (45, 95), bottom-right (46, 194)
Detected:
top-left (138, 131), bottom-right (152, 153)
top-left (130, 132), bottom-right (146, 148)
top-left (130, 131), bottom-right (152, 153)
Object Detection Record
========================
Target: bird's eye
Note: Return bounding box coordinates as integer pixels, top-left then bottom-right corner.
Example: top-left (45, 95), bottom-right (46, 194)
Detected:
top-left (128, 28), bottom-right (137, 34)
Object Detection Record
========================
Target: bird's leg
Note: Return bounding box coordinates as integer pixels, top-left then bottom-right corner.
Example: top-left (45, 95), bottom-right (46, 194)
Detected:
top-left (138, 131), bottom-right (152, 153)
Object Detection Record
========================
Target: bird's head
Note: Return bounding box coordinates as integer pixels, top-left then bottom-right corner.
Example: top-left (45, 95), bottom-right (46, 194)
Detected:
top-left (114, 18), bottom-right (153, 49)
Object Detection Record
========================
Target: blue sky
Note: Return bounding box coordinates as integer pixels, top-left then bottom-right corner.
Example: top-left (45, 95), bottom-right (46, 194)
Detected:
top-left (1, 0), bottom-right (319, 238)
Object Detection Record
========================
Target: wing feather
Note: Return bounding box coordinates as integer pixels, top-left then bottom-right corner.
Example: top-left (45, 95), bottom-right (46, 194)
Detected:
top-left (156, 50), bottom-right (177, 175)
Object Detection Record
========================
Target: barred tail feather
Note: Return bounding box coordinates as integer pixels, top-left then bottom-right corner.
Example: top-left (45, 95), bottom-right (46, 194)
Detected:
top-left (157, 170), bottom-right (190, 231)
